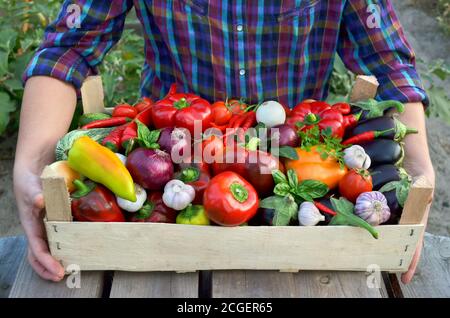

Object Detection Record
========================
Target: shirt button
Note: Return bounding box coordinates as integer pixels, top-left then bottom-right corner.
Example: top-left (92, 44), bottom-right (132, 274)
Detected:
top-left (239, 69), bottom-right (246, 76)
top-left (236, 24), bottom-right (243, 32)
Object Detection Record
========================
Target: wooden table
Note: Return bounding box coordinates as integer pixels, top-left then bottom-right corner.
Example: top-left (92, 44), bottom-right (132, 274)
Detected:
top-left (2, 233), bottom-right (449, 298)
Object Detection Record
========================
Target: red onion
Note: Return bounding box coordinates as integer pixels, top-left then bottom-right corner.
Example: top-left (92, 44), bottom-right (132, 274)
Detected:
top-left (271, 124), bottom-right (299, 147)
top-left (126, 148), bottom-right (174, 190)
top-left (158, 127), bottom-right (190, 161)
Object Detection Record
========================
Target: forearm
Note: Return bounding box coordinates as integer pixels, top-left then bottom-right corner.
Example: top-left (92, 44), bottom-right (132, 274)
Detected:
top-left (14, 76), bottom-right (77, 174)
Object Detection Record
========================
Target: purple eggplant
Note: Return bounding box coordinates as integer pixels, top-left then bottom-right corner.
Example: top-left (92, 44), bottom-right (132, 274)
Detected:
top-left (360, 139), bottom-right (402, 166)
top-left (369, 164), bottom-right (401, 190)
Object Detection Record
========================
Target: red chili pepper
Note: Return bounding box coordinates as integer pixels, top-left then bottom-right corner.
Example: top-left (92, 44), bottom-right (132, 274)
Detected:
top-left (343, 112), bottom-right (362, 128)
top-left (342, 128), bottom-right (394, 145)
top-left (102, 124), bottom-right (128, 152)
top-left (227, 114), bottom-right (239, 128)
top-left (135, 97), bottom-right (153, 113)
top-left (121, 122), bottom-right (138, 149)
top-left (232, 113), bottom-right (248, 129)
top-left (112, 104), bottom-right (137, 119)
top-left (210, 122), bottom-right (228, 133)
top-left (331, 102), bottom-right (351, 115)
top-left (81, 117), bottom-right (130, 129)
top-left (314, 201), bottom-right (337, 216)
top-left (135, 105), bottom-right (153, 126)
top-left (242, 111), bottom-right (256, 131)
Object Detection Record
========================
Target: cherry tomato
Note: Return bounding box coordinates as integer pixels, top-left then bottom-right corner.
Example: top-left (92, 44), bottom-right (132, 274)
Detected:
top-left (211, 101), bottom-right (233, 125)
top-left (339, 169), bottom-right (373, 202)
top-left (228, 99), bottom-right (247, 115)
top-left (203, 171), bottom-right (259, 226)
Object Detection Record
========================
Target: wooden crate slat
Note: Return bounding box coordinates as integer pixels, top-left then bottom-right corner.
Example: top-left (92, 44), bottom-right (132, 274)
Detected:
top-left (41, 166), bottom-right (72, 222)
top-left (109, 272), bottom-right (198, 298)
top-left (399, 233), bottom-right (450, 298)
top-left (212, 270), bottom-right (387, 298)
top-left (349, 75), bottom-right (379, 102)
top-left (8, 256), bottom-right (104, 298)
top-left (44, 221), bottom-right (423, 272)
top-left (0, 236), bottom-right (27, 298)
top-left (400, 176), bottom-right (434, 225)
top-left (80, 75), bottom-right (105, 114)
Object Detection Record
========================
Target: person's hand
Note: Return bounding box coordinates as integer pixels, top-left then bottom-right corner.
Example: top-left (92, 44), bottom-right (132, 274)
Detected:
top-left (14, 168), bottom-right (65, 281)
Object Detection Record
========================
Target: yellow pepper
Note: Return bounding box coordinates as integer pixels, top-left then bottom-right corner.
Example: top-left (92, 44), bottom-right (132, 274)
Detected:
top-left (68, 136), bottom-right (136, 201)
top-left (284, 146), bottom-right (347, 189)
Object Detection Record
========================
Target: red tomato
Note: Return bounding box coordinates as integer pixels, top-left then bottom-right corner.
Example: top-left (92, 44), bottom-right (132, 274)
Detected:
top-left (339, 169), bottom-right (373, 202)
top-left (203, 171), bottom-right (259, 226)
top-left (228, 99), bottom-right (247, 115)
top-left (211, 101), bottom-right (233, 125)
top-left (201, 134), bottom-right (224, 163)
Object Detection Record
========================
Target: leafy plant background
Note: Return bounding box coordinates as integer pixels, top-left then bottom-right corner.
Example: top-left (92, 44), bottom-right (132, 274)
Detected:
top-left (0, 0), bottom-right (449, 137)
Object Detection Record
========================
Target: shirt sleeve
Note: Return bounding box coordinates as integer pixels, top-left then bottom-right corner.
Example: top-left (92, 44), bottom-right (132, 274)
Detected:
top-left (337, 0), bottom-right (429, 106)
top-left (23, 0), bottom-right (133, 93)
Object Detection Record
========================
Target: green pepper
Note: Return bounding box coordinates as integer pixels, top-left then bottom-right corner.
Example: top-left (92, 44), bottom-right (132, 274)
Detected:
top-left (176, 205), bottom-right (210, 225)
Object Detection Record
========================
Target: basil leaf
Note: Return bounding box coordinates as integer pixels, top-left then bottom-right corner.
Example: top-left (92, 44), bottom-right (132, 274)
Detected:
top-left (260, 196), bottom-right (285, 210)
top-left (260, 195), bottom-right (298, 226)
top-left (379, 181), bottom-right (399, 193)
top-left (272, 169), bottom-right (287, 185)
top-left (278, 146), bottom-right (299, 160)
top-left (287, 169), bottom-right (298, 189)
top-left (136, 120), bottom-right (160, 149)
top-left (273, 183), bottom-right (291, 197)
top-left (330, 197), bottom-right (354, 216)
top-left (295, 180), bottom-right (329, 201)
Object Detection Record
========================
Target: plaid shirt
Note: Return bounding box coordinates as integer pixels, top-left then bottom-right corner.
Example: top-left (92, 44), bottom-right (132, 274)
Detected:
top-left (24, 0), bottom-right (428, 107)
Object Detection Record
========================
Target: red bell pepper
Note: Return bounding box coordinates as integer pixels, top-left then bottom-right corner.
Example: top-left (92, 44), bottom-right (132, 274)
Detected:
top-left (151, 84), bottom-right (212, 134)
top-left (203, 171), bottom-right (259, 226)
top-left (71, 179), bottom-right (125, 222)
top-left (286, 101), bottom-right (358, 138)
top-left (128, 192), bottom-right (177, 223)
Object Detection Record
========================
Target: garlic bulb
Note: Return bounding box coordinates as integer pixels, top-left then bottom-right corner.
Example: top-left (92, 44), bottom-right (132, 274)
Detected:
top-left (298, 202), bottom-right (325, 226)
top-left (162, 179), bottom-right (195, 210)
top-left (354, 191), bottom-right (391, 226)
top-left (343, 145), bottom-right (371, 169)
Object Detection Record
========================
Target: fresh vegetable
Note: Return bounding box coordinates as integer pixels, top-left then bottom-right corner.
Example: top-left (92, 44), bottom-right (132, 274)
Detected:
top-left (201, 134), bottom-right (224, 164)
top-left (121, 106), bottom-right (154, 150)
top-left (249, 208), bottom-right (276, 226)
top-left (126, 148), bottom-right (174, 190)
top-left (203, 171), bottom-right (259, 226)
top-left (211, 100), bottom-right (233, 125)
top-left (102, 124), bottom-right (128, 152)
top-left (158, 127), bottom-right (190, 158)
top-left (351, 99), bottom-right (405, 119)
top-left (176, 205), bottom-right (210, 225)
top-left (354, 191), bottom-right (391, 226)
top-left (381, 189), bottom-right (403, 224)
top-left (329, 197), bottom-right (379, 239)
top-left (116, 183), bottom-right (147, 212)
top-left (55, 128), bottom-right (114, 161)
top-left (134, 97), bottom-right (153, 113)
top-left (212, 138), bottom-right (282, 197)
top-left (369, 164), bottom-right (401, 190)
top-left (286, 101), bottom-right (358, 138)
top-left (347, 116), bottom-right (418, 142)
top-left (152, 85), bottom-right (212, 134)
top-left (256, 100), bottom-right (286, 128)
top-left (162, 179), bottom-right (196, 211)
top-left (175, 166), bottom-right (210, 204)
top-left (314, 200), bottom-right (337, 216)
top-left (331, 102), bottom-right (351, 114)
top-left (298, 202), bottom-right (325, 226)
top-left (47, 161), bottom-right (82, 193)
top-left (338, 169), bottom-right (373, 202)
top-left (378, 171), bottom-right (412, 208)
top-left (284, 146), bottom-right (347, 189)
top-left (259, 194), bottom-right (298, 226)
top-left (81, 116), bottom-right (131, 129)
top-left (112, 104), bottom-right (138, 119)
top-left (67, 136), bottom-right (136, 201)
top-left (271, 124), bottom-right (299, 148)
top-left (71, 179), bottom-right (125, 222)
top-left (78, 113), bottom-right (111, 127)
top-left (342, 128), bottom-right (394, 145)
top-left (343, 145), bottom-right (371, 169)
top-left (128, 192), bottom-right (177, 223)
top-left (241, 111), bottom-right (257, 131)
top-left (360, 139), bottom-right (403, 166)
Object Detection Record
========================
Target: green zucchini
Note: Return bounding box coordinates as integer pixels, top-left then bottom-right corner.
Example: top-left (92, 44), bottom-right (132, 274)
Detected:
top-left (55, 127), bottom-right (115, 161)
top-left (78, 113), bottom-right (111, 127)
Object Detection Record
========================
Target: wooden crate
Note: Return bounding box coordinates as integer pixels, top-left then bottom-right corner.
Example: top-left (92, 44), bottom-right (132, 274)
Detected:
top-left (42, 76), bottom-right (434, 273)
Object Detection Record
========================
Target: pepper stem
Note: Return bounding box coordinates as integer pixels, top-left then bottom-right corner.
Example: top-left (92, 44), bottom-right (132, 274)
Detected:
top-left (179, 167), bottom-right (200, 183)
top-left (173, 98), bottom-right (190, 109)
top-left (304, 113), bottom-right (320, 125)
top-left (245, 137), bottom-right (260, 151)
top-left (374, 128), bottom-right (395, 138)
top-left (230, 182), bottom-right (249, 203)
top-left (71, 179), bottom-right (95, 198)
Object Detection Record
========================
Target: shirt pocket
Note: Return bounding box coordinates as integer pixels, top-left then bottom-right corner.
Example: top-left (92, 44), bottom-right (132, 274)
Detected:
top-left (276, 0), bottom-right (320, 24)
top-left (180, 0), bottom-right (208, 16)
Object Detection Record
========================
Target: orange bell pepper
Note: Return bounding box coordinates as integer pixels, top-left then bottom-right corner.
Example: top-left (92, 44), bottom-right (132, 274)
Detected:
top-left (284, 146), bottom-right (347, 189)
top-left (68, 136), bottom-right (136, 201)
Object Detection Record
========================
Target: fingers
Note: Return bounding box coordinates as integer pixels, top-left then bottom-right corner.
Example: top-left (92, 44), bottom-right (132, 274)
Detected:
top-left (401, 244), bottom-right (423, 284)
top-left (27, 236), bottom-right (65, 281)
top-left (33, 193), bottom-right (45, 210)
top-left (27, 249), bottom-right (63, 282)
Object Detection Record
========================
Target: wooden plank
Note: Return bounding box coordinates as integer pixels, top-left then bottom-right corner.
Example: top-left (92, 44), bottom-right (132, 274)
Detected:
top-left (44, 221), bottom-right (423, 272)
top-left (41, 166), bottom-right (72, 222)
top-left (80, 75), bottom-right (105, 114)
top-left (0, 236), bottom-right (27, 298)
top-left (400, 176), bottom-right (434, 225)
top-left (349, 75), bottom-right (379, 102)
top-left (212, 270), bottom-right (387, 298)
top-left (110, 272), bottom-right (198, 298)
top-left (9, 256), bottom-right (104, 298)
top-left (399, 233), bottom-right (450, 298)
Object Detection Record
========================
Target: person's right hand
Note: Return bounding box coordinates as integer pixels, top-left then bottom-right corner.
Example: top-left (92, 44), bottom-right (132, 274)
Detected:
top-left (14, 168), bottom-right (65, 281)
